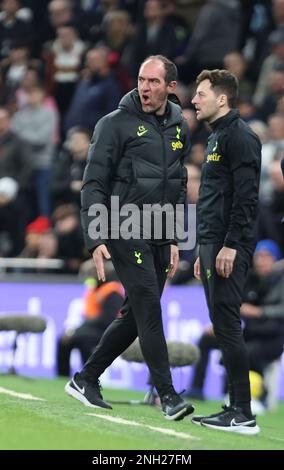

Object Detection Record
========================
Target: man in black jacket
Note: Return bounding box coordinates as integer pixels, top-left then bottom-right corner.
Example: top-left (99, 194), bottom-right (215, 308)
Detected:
top-left (191, 69), bottom-right (261, 435)
top-left (65, 55), bottom-right (194, 421)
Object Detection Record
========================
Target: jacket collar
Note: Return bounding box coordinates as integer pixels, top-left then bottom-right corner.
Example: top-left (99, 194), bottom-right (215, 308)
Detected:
top-left (210, 109), bottom-right (240, 131)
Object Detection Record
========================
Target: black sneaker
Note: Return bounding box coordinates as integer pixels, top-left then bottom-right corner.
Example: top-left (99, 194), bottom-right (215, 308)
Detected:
top-left (65, 372), bottom-right (112, 409)
top-left (201, 406), bottom-right (260, 435)
top-left (192, 404), bottom-right (232, 426)
top-left (161, 393), bottom-right (194, 421)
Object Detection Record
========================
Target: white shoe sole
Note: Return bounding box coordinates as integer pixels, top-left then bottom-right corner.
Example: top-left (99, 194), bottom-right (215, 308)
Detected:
top-left (65, 382), bottom-right (105, 409)
top-left (164, 405), bottom-right (194, 421)
top-left (201, 422), bottom-right (260, 435)
top-left (191, 417), bottom-right (203, 426)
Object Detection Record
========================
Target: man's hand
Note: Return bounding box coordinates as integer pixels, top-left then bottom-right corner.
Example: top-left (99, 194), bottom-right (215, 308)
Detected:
top-left (167, 244), bottom-right (179, 278)
top-left (92, 244), bottom-right (111, 282)
top-left (216, 247), bottom-right (237, 278)
top-left (240, 303), bottom-right (263, 318)
top-left (194, 257), bottom-right (201, 280)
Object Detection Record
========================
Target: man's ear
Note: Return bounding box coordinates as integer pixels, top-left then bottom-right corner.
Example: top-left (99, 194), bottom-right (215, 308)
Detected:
top-left (219, 93), bottom-right (227, 108)
top-left (167, 81), bottom-right (177, 93)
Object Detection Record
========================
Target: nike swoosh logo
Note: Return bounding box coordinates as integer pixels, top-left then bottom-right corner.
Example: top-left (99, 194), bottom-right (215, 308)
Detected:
top-left (231, 418), bottom-right (255, 427)
top-left (72, 379), bottom-right (85, 395)
top-left (137, 130), bottom-right (148, 137)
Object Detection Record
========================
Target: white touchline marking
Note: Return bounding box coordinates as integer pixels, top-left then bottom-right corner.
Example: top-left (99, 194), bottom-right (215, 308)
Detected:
top-left (147, 425), bottom-right (196, 440)
top-left (86, 413), bottom-right (200, 441)
top-left (0, 386), bottom-right (46, 401)
top-left (267, 436), bottom-right (284, 443)
top-left (86, 414), bottom-right (141, 426)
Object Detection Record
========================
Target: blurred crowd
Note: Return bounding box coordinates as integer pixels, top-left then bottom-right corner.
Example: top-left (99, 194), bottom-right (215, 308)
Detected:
top-left (1, 0), bottom-right (284, 276)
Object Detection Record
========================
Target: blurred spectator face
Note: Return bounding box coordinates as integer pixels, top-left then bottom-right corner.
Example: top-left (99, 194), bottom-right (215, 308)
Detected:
top-left (2, 0), bottom-right (20, 16)
top-left (25, 232), bottom-right (40, 253)
top-left (272, 41), bottom-right (284, 60)
top-left (163, 0), bottom-right (176, 15)
top-left (86, 48), bottom-right (109, 75)
top-left (182, 108), bottom-right (198, 133)
top-left (238, 99), bottom-right (255, 120)
top-left (254, 250), bottom-right (276, 277)
top-left (144, 0), bottom-right (165, 21)
top-left (104, 11), bottom-right (131, 37)
top-left (270, 159), bottom-right (284, 190)
top-left (38, 232), bottom-right (58, 258)
top-left (223, 52), bottom-right (246, 79)
top-left (20, 69), bottom-right (39, 91)
top-left (186, 164), bottom-right (200, 203)
top-left (55, 215), bottom-right (78, 234)
top-left (269, 70), bottom-right (284, 95)
top-left (27, 87), bottom-right (45, 108)
top-left (273, 0), bottom-right (284, 24)
top-left (0, 108), bottom-right (11, 136)
top-left (10, 46), bottom-right (29, 64)
top-left (48, 0), bottom-right (72, 28)
top-left (268, 114), bottom-right (284, 140)
top-left (57, 25), bottom-right (77, 50)
top-left (69, 131), bottom-right (90, 160)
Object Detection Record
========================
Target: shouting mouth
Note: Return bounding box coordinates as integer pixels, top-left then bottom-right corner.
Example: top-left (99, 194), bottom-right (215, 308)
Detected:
top-left (141, 94), bottom-right (151, 106)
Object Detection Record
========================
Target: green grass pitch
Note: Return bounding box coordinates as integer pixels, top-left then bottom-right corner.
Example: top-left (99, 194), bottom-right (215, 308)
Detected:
top-left (0, 376), bottom-right (283, 450)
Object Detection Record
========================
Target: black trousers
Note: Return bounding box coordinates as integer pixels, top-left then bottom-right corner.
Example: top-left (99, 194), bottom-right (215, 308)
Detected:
top-left (81, 239), bottom-right (174, 397)
top-left (190, 332), bottom-right (284, 394)
top-left (56, 324), bottom-right (104, 377)
top-left (191, 332), bottom-right (219, 391)
top-left (199, 243), bottom-right (252, 408)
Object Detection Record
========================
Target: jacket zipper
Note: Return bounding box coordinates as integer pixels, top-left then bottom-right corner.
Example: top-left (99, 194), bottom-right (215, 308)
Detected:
top-left (158, 129), bottom-right (167, 204)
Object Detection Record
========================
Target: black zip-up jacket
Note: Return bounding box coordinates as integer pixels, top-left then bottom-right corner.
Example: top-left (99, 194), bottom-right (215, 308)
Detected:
top-left (197, 109), bottom-right (262, 250)
top-left (81, 89), bottom-right (190, 252)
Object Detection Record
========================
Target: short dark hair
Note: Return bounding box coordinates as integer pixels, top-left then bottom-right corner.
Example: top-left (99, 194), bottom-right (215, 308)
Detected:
top-left (196, 69), bottom-right (239, 108)
top-left (141, 55), bottom-right (178, 84)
